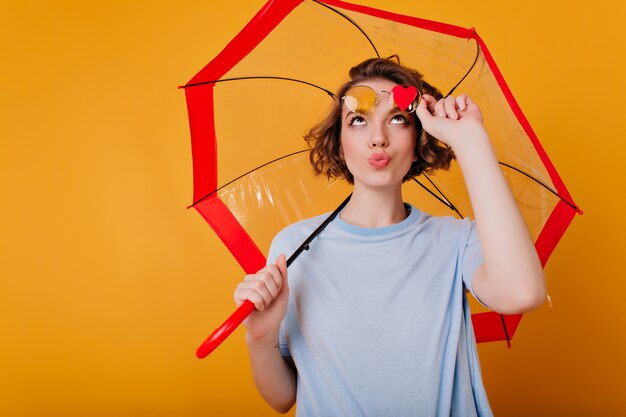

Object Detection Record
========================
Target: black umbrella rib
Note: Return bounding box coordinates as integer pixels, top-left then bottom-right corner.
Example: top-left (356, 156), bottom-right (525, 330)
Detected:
top-left (445, 36), bottom-right (480, 98)
top-left (412, 162), bottom-right (579, 218)
top-left (438, 37), bottom-right (581, 210)
top-left (500, 314), bottom-right (512, 348)
top-left (499, 162), bottom-right (580, 212)
top-left (181, 76), bottom-right (335, 98)
top-left (437, 34), bottom-right (580, 211)
top-left (188, 149), bottom-right (309, 208)
top-left (312, 0), bottom-right (380, 58)
top-left (412, 176), bottom-right (464, 219)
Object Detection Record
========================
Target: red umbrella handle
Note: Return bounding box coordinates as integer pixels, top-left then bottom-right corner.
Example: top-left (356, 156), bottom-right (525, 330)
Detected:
top-left (195, 195), bottom-right (351, 359)
top-left (195, 300), bottom-right (255, 358)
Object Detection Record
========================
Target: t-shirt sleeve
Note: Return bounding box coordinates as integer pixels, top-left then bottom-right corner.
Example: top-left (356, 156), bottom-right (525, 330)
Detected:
top-left (278, 322), bottom-right (291, 357)
top-left (461, 220), bottom-right (487, 307)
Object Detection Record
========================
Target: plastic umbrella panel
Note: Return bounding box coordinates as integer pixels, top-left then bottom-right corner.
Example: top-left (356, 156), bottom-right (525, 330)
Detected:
top-left (183, 0), bottom-right (579, 355)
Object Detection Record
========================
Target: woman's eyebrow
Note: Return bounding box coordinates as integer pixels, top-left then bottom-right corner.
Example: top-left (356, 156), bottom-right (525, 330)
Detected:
top-left (387, 108), bottom-right (407, 116)
top-left (343, 111), bottom-right (356, 121)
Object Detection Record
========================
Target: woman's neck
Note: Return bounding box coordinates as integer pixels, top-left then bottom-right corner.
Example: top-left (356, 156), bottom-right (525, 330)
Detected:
top-left (340, 184), bottom-right (407, 228)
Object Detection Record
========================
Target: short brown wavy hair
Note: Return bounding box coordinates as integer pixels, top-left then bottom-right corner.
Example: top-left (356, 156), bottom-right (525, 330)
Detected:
top-left (305, 56), bottom-right (455, 184)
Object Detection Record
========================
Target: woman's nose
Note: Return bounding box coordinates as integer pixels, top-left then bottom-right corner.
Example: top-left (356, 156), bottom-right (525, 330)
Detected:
top-left (369, 134), bottom-right (389, 148)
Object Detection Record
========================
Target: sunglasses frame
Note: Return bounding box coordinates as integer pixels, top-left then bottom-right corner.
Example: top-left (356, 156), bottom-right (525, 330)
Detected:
top-left (342, 84), bottom-right (421, 114)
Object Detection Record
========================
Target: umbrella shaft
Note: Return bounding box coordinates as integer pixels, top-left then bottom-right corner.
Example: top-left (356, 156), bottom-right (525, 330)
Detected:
top-left (196, 194), bottom-right (351, 359)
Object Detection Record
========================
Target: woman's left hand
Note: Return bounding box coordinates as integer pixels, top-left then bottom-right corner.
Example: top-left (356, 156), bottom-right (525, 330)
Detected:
top-left (415, 94), bottom-right (486, 148)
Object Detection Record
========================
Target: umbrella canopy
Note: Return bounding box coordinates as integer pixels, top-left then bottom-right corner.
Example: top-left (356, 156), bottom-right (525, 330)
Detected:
top-left (182, 0), bottom-right (581, 358)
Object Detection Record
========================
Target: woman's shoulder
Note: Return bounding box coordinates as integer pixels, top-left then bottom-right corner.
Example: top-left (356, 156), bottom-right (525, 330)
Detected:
top-left (411, 204), bottom-right (473, 233)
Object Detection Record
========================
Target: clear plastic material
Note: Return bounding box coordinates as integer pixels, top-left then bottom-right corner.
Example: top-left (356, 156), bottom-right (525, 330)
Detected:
top-left (186, 0), bottom-right (577, 354)
top-left (208, 0), bottom-right (561, 256)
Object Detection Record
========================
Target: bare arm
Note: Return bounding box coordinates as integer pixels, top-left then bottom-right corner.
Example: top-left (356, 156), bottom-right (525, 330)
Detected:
top-left (246, 334), bottom-right (296, 413)
top-left (234, 254), bottom-right (297, 412)
top-left (417, 95), bottom-right (545, 314)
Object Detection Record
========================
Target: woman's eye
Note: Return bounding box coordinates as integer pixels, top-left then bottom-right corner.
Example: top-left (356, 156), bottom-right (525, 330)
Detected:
top-left (390, 114), bottom-right (409, 124)
top-left (349, 116), bottom-right (366, 126)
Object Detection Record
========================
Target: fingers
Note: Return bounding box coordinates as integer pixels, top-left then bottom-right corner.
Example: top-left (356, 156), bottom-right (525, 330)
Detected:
top-left (234, 255), bottom-right (287, 311)
top-left (240, 268), bottom-right (281, 311)
top-left (415, 95), bottom-right (436, 121)
top-left (455, 94), bottom-right (468, 111)
top-left (442, 96), bottom-right (458, 119)
top-left (418, 94), bottom-right (452, 120)
top-left (421, 94), bottom-right (438, 110)
top-left (276, 254), bottom-right (288, 291)
top-left (247, 270), bottom-right (280, 306)
top-left (420, 94), bottom-right (471, 120)
top-left (420, 94), bottom-right (441, 116)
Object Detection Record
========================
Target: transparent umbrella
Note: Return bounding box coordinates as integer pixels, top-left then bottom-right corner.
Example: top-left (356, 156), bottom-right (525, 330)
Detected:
top-left (181, 0), bottom-right (581, 358)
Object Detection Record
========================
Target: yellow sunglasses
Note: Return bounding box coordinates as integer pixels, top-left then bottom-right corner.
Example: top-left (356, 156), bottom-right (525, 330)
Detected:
top-left (342, 84), bottom-right (421, 114)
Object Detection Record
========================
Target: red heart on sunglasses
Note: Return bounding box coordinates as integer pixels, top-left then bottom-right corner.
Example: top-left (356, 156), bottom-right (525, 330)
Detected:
top-left (391, 85), bottom-right (418, 111)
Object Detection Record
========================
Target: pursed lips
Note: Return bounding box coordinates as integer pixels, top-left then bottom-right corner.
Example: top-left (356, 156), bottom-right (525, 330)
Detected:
top-left (368, 153), bottom-right (390, 168)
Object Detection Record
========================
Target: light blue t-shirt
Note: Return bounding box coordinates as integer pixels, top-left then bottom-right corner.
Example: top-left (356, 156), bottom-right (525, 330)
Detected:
top-left (268, 204), bottom-right (493, 417)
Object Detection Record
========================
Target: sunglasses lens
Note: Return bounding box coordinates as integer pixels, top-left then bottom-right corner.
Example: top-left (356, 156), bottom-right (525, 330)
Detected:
top-left (344, 85), bottom-right (377, 113)
top-left (391, 85), bottom-right (420, 113)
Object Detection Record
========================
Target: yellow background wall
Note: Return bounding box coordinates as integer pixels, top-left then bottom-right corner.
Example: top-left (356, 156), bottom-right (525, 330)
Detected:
top-left (1, 1), bottom-right (624, 415)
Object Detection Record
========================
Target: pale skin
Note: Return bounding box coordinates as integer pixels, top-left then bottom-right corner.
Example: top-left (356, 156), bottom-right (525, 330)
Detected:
top-left (233, 78), bottom-right (545, 413)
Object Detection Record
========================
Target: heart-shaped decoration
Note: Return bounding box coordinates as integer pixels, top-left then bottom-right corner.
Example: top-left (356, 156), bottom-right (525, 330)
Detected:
top-left (391, 85), bottom-right (418, 111)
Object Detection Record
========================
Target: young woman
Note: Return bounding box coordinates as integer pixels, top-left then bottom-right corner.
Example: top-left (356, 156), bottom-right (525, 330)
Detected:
top-left (233, 57), bottom-right (545, 416)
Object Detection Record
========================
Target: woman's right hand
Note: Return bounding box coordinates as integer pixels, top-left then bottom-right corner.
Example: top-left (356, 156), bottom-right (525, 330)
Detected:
top-left (233, 254), bottom-right (289, 343)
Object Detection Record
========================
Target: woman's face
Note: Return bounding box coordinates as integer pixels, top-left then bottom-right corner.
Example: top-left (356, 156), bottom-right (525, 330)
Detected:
top-left (340, 78), bottom-right (417, 191)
